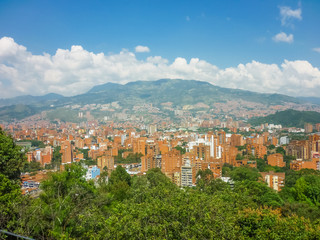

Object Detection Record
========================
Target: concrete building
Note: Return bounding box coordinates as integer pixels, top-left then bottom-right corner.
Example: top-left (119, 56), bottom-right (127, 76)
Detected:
top-left (260, 171), bottom-right (285, 191)
top-left (290, 159), bottom-right (320, 171)
top-left (267, 153), bottom-right (285, 168)
top-left (85, 165), bottom-right (100, 180)
top-left (279, 136), bottom-right (289, 145)
top-left (97, 154), bottom-right (114, 172)
top-left (181, 160), bottom-right (193, 187)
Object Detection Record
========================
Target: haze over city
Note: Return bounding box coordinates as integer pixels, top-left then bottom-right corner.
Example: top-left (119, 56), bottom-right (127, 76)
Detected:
top-left (0, 0), bottom-right (320, 98)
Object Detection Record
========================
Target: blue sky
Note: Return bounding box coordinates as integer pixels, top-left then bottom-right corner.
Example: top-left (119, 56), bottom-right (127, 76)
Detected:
top-left (0, 0), bottom-right (319, 97)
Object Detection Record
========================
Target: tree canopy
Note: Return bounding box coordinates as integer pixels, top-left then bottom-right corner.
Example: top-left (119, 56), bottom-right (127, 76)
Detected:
top-left (0, 128), bottom-right (26, 181)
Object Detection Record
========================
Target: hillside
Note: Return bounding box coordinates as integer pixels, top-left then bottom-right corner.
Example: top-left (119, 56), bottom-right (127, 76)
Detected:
top-left (0, 79), bottom-right (313, 122)
top-left (297, 97), bottom-right (320, 105)
top-left (0, 104), bottom-right (39, 122)
top-left (0, 93), bottom-right (64, 107)
top-left (0, 79), bottom-right (305, 108)
top-left (248, 109), bottom-right (320, 128)
top-left (62, 79), bottom-right (303, 107)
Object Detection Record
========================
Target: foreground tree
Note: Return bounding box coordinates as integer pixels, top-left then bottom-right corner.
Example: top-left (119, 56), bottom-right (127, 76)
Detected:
top-left (108, 165), bottom-right (132, 201)
top-left (230, 166), bottom-right (261, 182)
top-left (0, 174), bottom-right (22, 231)
top-left (17, 164), bottom-right (96, 239)
top-left (0, 128), bottom-right (26, 181)
top-left (0, 129), bottom-right (25, 234)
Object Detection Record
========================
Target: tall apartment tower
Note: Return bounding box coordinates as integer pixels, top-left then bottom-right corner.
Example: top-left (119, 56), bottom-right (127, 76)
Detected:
top-left (161, 149), bottom-right (182, 173)
top-left (61, 141), bottom-right (73, 164)
top-left (181, 160), bottom-right (193, 187)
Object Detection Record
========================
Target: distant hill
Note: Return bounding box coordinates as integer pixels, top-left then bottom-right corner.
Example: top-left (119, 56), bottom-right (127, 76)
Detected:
top-left (248, 109), bottom-right (320, 128)
top-left (87, 82), bottom-right (125, 93)
top-left (297, 97), bottom-right (320, 105)
top-left (0, 79), bottom-right (314, 122)
top-left (0, 104), bottom-right (39, 122)
top-left (0, 93), bottom-right (64, 107)
top-left (0, 79), bottom-right (304, 108)
top-left (59, 79), bottom-right (303, 107)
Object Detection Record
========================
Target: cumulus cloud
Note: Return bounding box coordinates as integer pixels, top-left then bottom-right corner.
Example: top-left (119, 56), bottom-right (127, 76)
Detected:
top-left (313, 48), bottom-right (320, 53)
top-left (279, 6), bottom-right (302, 26)
top-left (272, 32), bottom-right (294, 43)
top-left (0, 36), bottom-right (320, 98)
top-left (135, 45), bottom-right (150, 53)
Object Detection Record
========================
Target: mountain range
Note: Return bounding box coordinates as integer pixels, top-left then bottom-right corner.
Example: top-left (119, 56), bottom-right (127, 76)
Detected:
top-left (0, 79), bottom-right (319, 122)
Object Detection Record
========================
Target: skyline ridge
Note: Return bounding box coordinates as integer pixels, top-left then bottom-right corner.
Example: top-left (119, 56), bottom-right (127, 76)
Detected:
top-left (0, 78), bottom-right (307, 103)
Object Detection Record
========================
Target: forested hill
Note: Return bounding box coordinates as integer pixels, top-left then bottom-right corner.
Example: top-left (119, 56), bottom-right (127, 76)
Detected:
top-left (297, 96), bottom-right (320, 105)
top-left (78, 78), bottom-right (303, 107)
top-left (0, 79), bottom-right (313, 122)
top-left (248, 109), bottom-right (320, 128)
top-left (1, 79), bottom-right (304, 108)
top-left (0, 93), bottom-right (63, 107)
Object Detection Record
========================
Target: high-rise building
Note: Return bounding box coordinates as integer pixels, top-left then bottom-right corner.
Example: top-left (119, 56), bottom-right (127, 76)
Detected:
top-left (192, 143), bottom-right (210, 161)
top-left (279, 136), bottom-right (289, 145)
top-left (287, 140), bottom-right (312, 160)
top-left (148, 124), bottom-right (157, 135)
top-left (60, 141), bottom-right (73, 164)
top-left (304, 123), bottom-right (313, 133)
top-left (97, 154), bottom-right (114, 172)
top-left (161, 149), bottom-right (182, 173)
top-left (181, 160), bottom-right (193, 187)
top-left (290, 158), bottom-right (319, 171)
top-left (267, 153), bottom-right (285, 167)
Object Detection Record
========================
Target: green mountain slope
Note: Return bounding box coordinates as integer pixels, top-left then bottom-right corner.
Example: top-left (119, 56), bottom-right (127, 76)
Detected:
top-left (0, 79), bottom-right (311, 122)
top-left (0, 93), bottom-right (64, 107)
top-left (0, 104), bottom-right (39, 122)
top-left (297, 97), bottom-right (320, 105)
top-left (248, 109), bottom-right (320, 128)
top-left (61, 79), bottom-right (303, 107)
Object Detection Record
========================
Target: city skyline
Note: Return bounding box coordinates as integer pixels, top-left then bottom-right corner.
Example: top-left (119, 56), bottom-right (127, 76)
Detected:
top-left (0, 0), bottom-right (320, 98)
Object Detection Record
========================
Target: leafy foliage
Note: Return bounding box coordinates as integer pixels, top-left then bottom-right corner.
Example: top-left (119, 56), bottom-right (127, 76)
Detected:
top-left (51, 146), bottom-right (62, 169)
top-left (0, 174), bottom-right (22, 230)
top-left (174, 146), bottom-right (186, 154)
top-left (23, 161), bottom-right (43, 173)
top-left (0, 128), bottom-right (26, 181)
top-left (281, 171), bottom-right (320, 206)
top-left (3, 164), bottom-right (320, 239)
top-left (115, 150), bottom-right (143, 164)
top-left (17, 164), bottom-right (96, 239)
top-left (17, 139), bottom-right (46, 148)
top-left (230, 166), bottom-right (261, 182)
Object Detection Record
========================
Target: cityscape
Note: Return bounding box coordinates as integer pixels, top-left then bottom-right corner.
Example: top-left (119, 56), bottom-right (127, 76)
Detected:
top-left (2, 105), bottom-right (320, 193)
top-left (1, 0), bottom-right (320, 239)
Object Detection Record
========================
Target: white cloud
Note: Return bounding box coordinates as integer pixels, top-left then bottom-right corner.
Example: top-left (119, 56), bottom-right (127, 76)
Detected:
top-left (313, 48), bottom-right (320, 53)
top-left (147, 56), bottom-right (168, 65)
top-left (135, 45), bottom-right (150, 53)
top-left (0, 36), bottom-right (320, 98)
top-left (272, 32), bottom-right (294, 43)
top-left (279, 6), bottom-right (302, 26)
